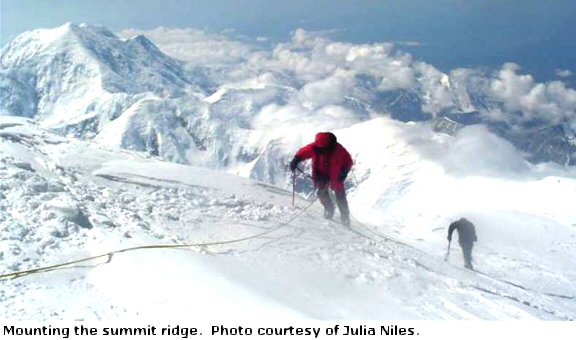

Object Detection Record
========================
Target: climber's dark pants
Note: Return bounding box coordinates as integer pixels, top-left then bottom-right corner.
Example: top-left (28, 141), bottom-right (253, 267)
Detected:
top-left (460, 241), bottom-right (474, 269)
top-left (316, 181), bottom-right (349, 220)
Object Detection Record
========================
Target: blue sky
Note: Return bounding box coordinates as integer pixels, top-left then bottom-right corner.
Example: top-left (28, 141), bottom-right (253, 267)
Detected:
top-left (2, 0), bottom-right (575, 79)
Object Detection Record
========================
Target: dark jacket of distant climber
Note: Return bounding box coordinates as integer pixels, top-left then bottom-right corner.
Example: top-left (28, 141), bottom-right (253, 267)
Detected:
top-left (289, 132), bottom-right (353, 226)
top-left (448, 218), bottom-right (477, 269)
top-left (448, 218), bottom-right (477, 245)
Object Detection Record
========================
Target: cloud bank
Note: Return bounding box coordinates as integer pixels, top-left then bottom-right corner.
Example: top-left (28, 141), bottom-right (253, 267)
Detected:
top-left (119, 27), bottom-right (256, 67)
top-left (556, 69), bottom-right (573, 78)
top-left (488, 63), bottom-right (576, 127)
top-left (119, 27), bottom-right (576, 133)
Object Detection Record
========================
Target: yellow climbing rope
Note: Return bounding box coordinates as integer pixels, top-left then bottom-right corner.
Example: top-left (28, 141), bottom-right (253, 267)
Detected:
top-left (0, 199), bottom-right (317, 281)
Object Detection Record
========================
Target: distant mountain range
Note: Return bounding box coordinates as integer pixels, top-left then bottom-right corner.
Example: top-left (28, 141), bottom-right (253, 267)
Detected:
top-left (1, 23), bottom-right (575, 172)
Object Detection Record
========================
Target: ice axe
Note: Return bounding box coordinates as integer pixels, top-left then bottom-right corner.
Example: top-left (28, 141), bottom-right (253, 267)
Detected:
top-left (291, 166), bottom-right (312, 207)
top-left (292, 169), bottom-right (296, 207)
top-left (444, 239), bottom-right (451, 261)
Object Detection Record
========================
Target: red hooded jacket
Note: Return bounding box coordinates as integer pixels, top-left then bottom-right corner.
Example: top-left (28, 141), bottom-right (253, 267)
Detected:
top-left (294, 132), bottom-right (353, 192)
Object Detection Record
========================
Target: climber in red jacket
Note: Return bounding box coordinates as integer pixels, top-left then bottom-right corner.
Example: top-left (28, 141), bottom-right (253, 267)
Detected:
top-left (289, 132), bottom-right (353, 226)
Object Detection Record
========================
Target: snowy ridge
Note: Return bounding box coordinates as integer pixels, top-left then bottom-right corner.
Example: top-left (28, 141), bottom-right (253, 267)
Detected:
top-left (1, 117), bottom-right (575, 320)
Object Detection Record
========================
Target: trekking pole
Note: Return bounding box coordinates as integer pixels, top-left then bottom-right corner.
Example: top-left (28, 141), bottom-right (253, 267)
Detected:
top-left (292, 170), bottom-right (296, 207)
top-left (444, 240), bottom-right (451, 261)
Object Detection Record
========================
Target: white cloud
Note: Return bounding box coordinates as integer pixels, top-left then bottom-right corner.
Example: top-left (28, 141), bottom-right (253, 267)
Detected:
top-left (393, 41), bottom-right (422, 47)
top-left (251, 103), bottom-right (306, 130)
top-left (556, 69), bottom-right (573, 78)
top-left (118, 27), bottom-right (255, 67)
top-left (250, 102), bottom-right (359, 146)
top-left (446, 125), bottom-right (530, 176)
top-left (416, 62), bottom-right (454, 114)
top-left (270, 43), bottom-right (338, 82)
top-left (487, 63), bottom-right (576, 125)
top-left (298, 69), bottom-right (355, 108)
top-left (262, 29), bottom-right (418, 91)
top-left (482, 108), bottom-right (507, 122)
top-left (378, 64), bottom-right (415, 92)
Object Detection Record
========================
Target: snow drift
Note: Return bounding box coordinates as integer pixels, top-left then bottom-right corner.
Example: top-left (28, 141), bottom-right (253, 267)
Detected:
top-left (1, 116), bottom-right (575, 320)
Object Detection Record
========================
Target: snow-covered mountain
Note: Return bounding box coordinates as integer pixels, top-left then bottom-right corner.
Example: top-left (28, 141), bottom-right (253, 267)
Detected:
top-left (0, 24), bottom-right (474, 172)
top-left (1, 117), bottom-right (575, 320)
top-left (1, 23), bottom-right (202, 135)
top-left (3, 23), bottom-right (575, 172)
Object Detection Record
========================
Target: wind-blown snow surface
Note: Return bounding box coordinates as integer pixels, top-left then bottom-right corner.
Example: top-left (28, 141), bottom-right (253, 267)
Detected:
top-left (1, 117), bottom-right (575, 320)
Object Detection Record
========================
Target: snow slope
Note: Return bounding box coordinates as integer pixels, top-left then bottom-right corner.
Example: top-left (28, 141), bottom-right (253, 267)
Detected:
top-left (1, 117), bottom-right (575, 320)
